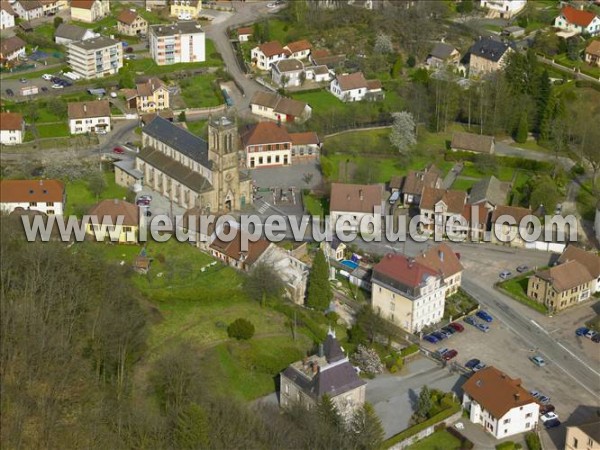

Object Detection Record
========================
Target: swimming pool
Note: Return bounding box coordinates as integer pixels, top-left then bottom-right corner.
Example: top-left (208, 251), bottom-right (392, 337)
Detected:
top-left (341, 260), bottom-right (358, 270)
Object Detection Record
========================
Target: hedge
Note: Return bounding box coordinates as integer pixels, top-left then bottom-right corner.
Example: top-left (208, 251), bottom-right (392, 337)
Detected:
top-left (444, 151), bottom-right (553, 173)
top-left (525, 432), bottom-right (542, 450)
top-left (383, 403), bottom-right (461, 448)
top-left (575, 80), bottom-right (600, 92)
top-left (400, 344), bottom-right (419, 357)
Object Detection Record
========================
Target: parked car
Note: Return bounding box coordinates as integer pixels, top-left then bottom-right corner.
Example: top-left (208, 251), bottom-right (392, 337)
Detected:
top-left (473, 363), bottom-right (486, 372)
top-left (139, 195), bottom-right (152, 202)
top-left (441, 326), bottom-right (456, 336)
top-left (530, 355), bottom-right (546, 367)
top-left (51, 84), bottom-right (64, 89)
top-left (475, 322), bottom-right (490, 333)
top-left (19, 78), bottom-right (27, 83)
top-left (576, 327), bottom-right (590, 336)
top-left (442, 349), bottom-right (458, 361)
top-left (42, 74), bottom-right (53, 81)
top-left (541, 412), bottom-right (559, 423)
top-left (5, 88), bottom-right (14, 97)
top-left (544, 419), bottom-right (561, 429)
top-left (538, 395), bottom-right (551, 405)
top-left (136, 198), bottom-right (150, 206)
top-left (592, 334), bottom-right (600, 343)
top-left (449, 322), bottom-right (464, 332)
top-left (476, 310), bottom-right (493, 323)
top-left (465, 359), bottom-right (480, 370)
top-left (585, 330), bottom-right (597, 339)
top-left (499, 270), bottom-right (512, 279)
top-left (540, 404), bottom-right (555, 415)
top-left (431, 331), bottom-right (446, 341)
top-left (464, 316), bottom-right (477, 326)
top-left (439, 329), bottom-right (453, 338)
top-left (437, 348), bottom-right (449, 356)
top-left (113, 146), bottom-right (124, 154)
top-left (530, 390), bottom-right (541, 398)
top-left (423, 334), bottom-right (439, 344)
top-left (516, 265), bottom-right (529, 273)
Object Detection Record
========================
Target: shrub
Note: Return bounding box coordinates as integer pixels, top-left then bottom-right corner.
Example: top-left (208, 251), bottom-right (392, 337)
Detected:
top-left (352, 345), bottom-right (384, 375)
top-left (227, 318), bottom-right (255, 340)
top-left (400, 344), bottom-right (419, 357)
top-left (525, 433), bottom-right (541, 450)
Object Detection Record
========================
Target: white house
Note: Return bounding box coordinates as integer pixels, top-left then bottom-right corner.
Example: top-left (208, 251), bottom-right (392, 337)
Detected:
top-left (554, 5), bottom-right (600, 36)
top-left (329, 183), bottom-right (384, 237)
top-left (67, 100), bottom-right (111, 135)
top-left (283, 40), bottom-right (312, 60)
top-left (0, 112), bottom-right (24, 145)
top-left (55, 23), bottom-right (97, 45)
top-left (479, 0), bottom-right (527, 19)
top-left (462, 367), bottom-right (539, 439)
top-left (371, 253), bottom-right (446, 333)
top-left (237, 26), bottom-right (252, 42)
top-left (305, 65), bottom-right (332, 83)
top-left (71, 0), bottom-right (110, 23)
top-left (0, 179), bottom-right (65, 216)
top-left (0, 36), bottom-right (26, 63)
top-left (330, 72), bottom-right (382, 102)
top-left (250, 91), bottom-right (312, 123)
top-left (271, 58), bottom-right (304, 87)
top-left (12, 0), bottom-right (43, 21)
top-left (251, 40), bottom-right (289, 71)
top-left (149, 21), bottom-right (205, 65)
top-left (0, 1), bottom-right (15, 30)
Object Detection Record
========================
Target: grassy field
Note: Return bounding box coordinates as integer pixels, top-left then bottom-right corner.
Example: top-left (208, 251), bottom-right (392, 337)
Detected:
top-left (292, 89), bottom-right (345, 115)
top-left (498, 277), bottom-right (549, 314)
top-left (324, 128), bottom-right (394, 154)
top-left (5, 65), bottom-right (69, 80)
top-left (65, 171), bottom-right (129, 216)
top-left (554, 54), bottom-right (600, 79)
top-left (36, 123), bottom-right (70, 138)
top-left (576, 181), bottom-right (598, 221)
top-left (185, 119), bottom-right (208, 138)
top-left (180, 73), bottom-right (222, 108)
top-left (302, 191), bottom-right (328, 217)
top-left (407, 430), bottom-right (462, 450)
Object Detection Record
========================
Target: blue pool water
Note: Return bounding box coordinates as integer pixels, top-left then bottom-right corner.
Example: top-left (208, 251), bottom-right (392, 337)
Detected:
top-left (341, 260), bottom-right (359, 270)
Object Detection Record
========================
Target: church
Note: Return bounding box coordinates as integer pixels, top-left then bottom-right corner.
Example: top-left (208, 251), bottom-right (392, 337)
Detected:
top-left (133, 115), bottom-right (253, 213)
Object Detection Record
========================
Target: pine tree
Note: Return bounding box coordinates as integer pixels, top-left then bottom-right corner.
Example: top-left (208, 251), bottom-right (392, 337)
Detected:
top-left (535, 69), bottom-right (551, 132)
top-left (175, 403), bottom-right (210, 449)
top-left (317, 395), bottom-right (343, 431)
top-left (416, 385), bottom-right (432, 421)
top-left (306, 250), bottom-right (332, 311)
top-left (515, 112), bottom-right (528, 143)
top-left (350, 402), bottom-right (385, 450)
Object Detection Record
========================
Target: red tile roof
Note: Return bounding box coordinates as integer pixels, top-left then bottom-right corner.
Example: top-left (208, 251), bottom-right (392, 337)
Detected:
top-left (285, 39), bottom-right (312, 53)
top-left (0, 112), bottom-right (23, 131)
top-left (559, 5), bottom-right (598, 27)
top-left (257, 40), bottom-right (287, 57)
top-left (88, 199), bottom-right (139, 226)
top-left (241, 122), bottom-right (291, 147)
top-left (71, 0), bottom-right (96, 10)
top-left (0, 179), bottom-right (64, 203)
top-left (415, 243), bottom-right (463, 278)
top-left (491, 205), bottom-right (532, 223)
top-left (463, 366), bottom-right (537, 419)
top-left (311, 49), bottom-right (330, 59)
top-left (290, 132), bottom-right (319, 146)
top-left (419, 187), bottom-right (467, 215)
top-left (237, 26), bottom-right (252, 36)
top-left (336, 72), bottom-right (368, 91)
top-left (373, 253), bottom-right (438, 289)
top-left (117, 9), bottom-right (141, 25)
top-left (329, 183), bottom-right (383, 214)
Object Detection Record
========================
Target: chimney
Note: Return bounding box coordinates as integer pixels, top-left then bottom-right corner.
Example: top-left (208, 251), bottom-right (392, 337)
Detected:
top-left (439, 250), bottom-right (444, 262)
top-left (114, 199), bottom-right (119, 205)
top-left (83, 103), bottom-right (87, 113)
top-left (514, 393), bottom-right (520, 401)
top-left (359, 189), bottom-right (364, 200)
top-left (318, 343), bottom-right (324, 357)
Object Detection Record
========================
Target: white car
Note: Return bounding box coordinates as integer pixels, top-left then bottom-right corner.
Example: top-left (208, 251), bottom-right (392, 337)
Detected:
top-left (110, 92), bottom-right (118, 98)
top-left (540, 412), bottom-right (559, 423)
top-left (51, 84), bottom-right (64, 89)
top-left (42, 74), bottom-right (53, 81)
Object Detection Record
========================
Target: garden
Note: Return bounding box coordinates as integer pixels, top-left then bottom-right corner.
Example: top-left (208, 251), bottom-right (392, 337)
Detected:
top-left (497, 276), bottom-right (549, 314)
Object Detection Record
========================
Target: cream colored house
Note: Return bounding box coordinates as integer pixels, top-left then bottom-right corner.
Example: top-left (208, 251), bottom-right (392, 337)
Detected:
top-left (117, 9), bottom-right (148, 37)
top-left (170, 0), bottom-right (201, 19)
top-left (468, 37), bottom-right (513, 77)
top-left (125, 77), bottom-right (170, 113)
top-left (565, 419), bottom-right (600, 450)
top-left (70, 0), bottom-right (110, 23)
top-left (490, 205), bottom-right (532, 248)
top-left (415, 243), bottom-right (463, 296)
top-left (280, 331), bottom-right (366, 419)
top-left (371, 253), bottom-right (446, 333)
top-left (86, 199), bottom-right (139, 244)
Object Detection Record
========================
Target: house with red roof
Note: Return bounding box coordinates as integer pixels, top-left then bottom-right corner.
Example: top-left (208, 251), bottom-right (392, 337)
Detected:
top-left (251, 40), bottom-right (289, 71)
top-left (71, 0), bottom-right (110, 23)
top-left (554, 5), bottom-right (600, 36)
top-left (371, 252), bottom-right (446, 332)
top-left (0, 112), bottom-right (24, 145)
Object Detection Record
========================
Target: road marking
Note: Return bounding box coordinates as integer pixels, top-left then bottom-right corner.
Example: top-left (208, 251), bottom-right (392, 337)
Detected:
top-left (530, 320), bottom-right (548, 334)
top-left (556, 342), bottom-right (600, 378)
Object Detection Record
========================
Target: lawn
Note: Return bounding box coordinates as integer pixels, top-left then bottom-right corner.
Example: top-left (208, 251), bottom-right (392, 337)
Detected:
top-left (6, 65), bottom-right (69, 80)
top-left (292, 89), bottom-right (345, 116)
top-left (302, 191), bottom-right (328, 217)
top-left (554, 53), bottom-right (600, 79)
top-left (36, 123), bottom-right (70, 138)
top-left (65, 171), bottom-right (129, 216)
top-left (576, 181), bottom-right (598, 221)
top-left (180, 73), bottom-right (223, 108)
top-left (72, 15), bottom-right (117, 31)
top-left (498, 276), bottom-right (549, 314)
top-left (324, 128), bottom-right (394, 155)
top-left (407, 430), bottom-right (462, 450)
top-left (185, 119), bottom-right (208, 138)
top-left (451, 177), bottom-right (478, 191)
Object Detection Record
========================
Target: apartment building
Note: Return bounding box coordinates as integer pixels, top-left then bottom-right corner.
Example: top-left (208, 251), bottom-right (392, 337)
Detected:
top-left (0, 179), bottom-right (65, 216)
top-left (67, 36), bottom-right (123, 79)
top-left (371, 253), bottom-right (446, 333)
top-left (0, 112), bottom-right (24, 145)
top-left (149, 21), bottom-right (205, 65)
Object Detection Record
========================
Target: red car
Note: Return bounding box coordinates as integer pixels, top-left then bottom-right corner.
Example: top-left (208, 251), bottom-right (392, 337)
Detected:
top-left (113, 146), bottom-right (124, 154)
top-left (540, 404), bottom-right (555, 415)
top-left (449, 322), bottom-right (464, 332)
top-left (442, 349), bottom-right (458, 361)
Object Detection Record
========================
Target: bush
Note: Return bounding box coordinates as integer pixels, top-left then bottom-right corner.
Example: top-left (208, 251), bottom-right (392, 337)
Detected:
top-left (227, 318), bottom-right (255, 340)
top-left (525, 432), bottom-right (542, 450)
top-left (496, 442), bottom-right (521, 450)
top-left (400, 343), bottom-right (419, 357)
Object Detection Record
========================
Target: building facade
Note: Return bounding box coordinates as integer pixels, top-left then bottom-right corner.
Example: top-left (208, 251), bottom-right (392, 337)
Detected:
top-left (251, 41), bottom-right (289, 71)
top-left (12, 0), bottom-right (43, 21)
top-left (86, 199), bottom-right (139, 244)
top-left (479, 0), bottom-right (527, 19)
top-left (67, 37), bottom-right (123, 79)
top-left (554, 6), bottom-right (600, 36)
top-left (329, 183), bottom-right (384, 237)
top-left (249, 91), bottom-right (312, 123)
top-left (149, 21), bottom-right (205, 65)
top-left (0, 179), bottom-right (65, 215)
top-left (565, 420), bottom-right (600, 450)
top-left (330, 72), bottom-right (379, 102)
top-left (170, 0), bottom-right (201, 19)
top-left (468, 38), bottom-right (512, 77)
top-left (371, 253), bottom-right (446, 333)
top-left (0, 2), bottom-right (16, 30)
top-left (0, 112), bottom-right (24, 145)
top-left (135, 116), bottom-right (252, 212)
top-left (71, 0), bottom-right (110, 23)
top-left (67, 100), bottom-right (111, 134)
top-left (462, 367), bottom-right (539, 439)
top-left (415, 243), bottom-right (463, 296)
top-left (0, 36), bottom-right (26, 63)
top-left (125, 77), bottom-right (170, 113)
top-left (117, 9), bottom-right (148, 36)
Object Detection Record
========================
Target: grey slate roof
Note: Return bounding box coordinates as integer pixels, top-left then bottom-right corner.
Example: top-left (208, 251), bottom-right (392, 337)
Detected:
top-left (149, 21), bottom-right (203, 37)
top-left (429, 42), bottom-right (456, 60)
top-left (70, 36), bottom-right (119, 51)
top-left (114, 159), bottom-right (143, 180)
top-left (138, 146), bottom-right (213, 193)
top-left (143, 116), bottom-right (211, 169)
top-left (469, 175), bottom-right (509, 207)
top-left (55, 23), bottom-right (89, 41)
top-left (324, 334), bottom-right (345, 363)
top-left (469, 37), bottom-right (511, 62)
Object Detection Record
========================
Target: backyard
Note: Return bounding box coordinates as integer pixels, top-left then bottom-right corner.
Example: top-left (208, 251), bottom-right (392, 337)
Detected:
top-left (407, 430), bottom-right (463, 450)
top-left (497, 276), bottom-right (549, 314)
top-left (64, 171), bottom-right (129, 216)
top-left (179, 73), bottom-right (223, 108)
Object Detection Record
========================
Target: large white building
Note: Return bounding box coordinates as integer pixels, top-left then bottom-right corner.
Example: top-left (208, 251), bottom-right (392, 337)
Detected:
top-left (0, 112), bottom-right (24, 145)
top-left (462, 367), bottom-right (539, 439)
top-left (67, 36), bottom-right (123, 79)
top-left (479, 0), bottom-right (526, 19)
top-left (0, 179), bottom-right (65, 216)
top-left (149, 21), bottom-right (205, 65)
top-left (371, 253), bottom-right (446, 333)
top-left (67, 100), bottom-right (111, 135)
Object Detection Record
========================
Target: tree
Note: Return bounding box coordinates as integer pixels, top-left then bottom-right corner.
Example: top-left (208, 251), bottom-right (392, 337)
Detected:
top-left (227, 318), bottom-right (255, 340)
top-left (317, 395), bottom-right (343, 431)
top-left (354, 306), bottom-right (399, 344)
top-left (529, 175), bottom-right (560, 213)
top-left (350, 403), bottom-right (385, 450)
top-left (47, 97), bottom-right (67, 119)
top-left (178, 111), bottom-right (186, 122)
top-left (243, 262), bottom-right (285, 306)
top-left (474, 154), bottom-right (498, 175)
top-left (88, 171), bottom-right (107, 200)
top-left (391, 56), bottom-right (403, 79)
top-left (306, 250), bottom-right (332, 311)
top-left (175, 403), bottom-right (210, 449)
top-left (53, 16), bottom-right (63, 28)
top-left (299, 70), bottom-right (306, 86)
top-left (389, 111), bottom-right (417, 155)
top-left (374, 32), bottom-right (393, 54)
top-left (456, 0), bottom-right (473, 14)
top-left (515, 112), bottom-right (528, 143)
top-left (280, 74), bottom-right (290, 92)
top-left (535, 69), bottom-right (551, 132)
top-left (416, 385), bottom-right (432, 421)
top-left (406, 55), bottom-right (416, 68)
top-left (351, 345), bottom-right (384, 375)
